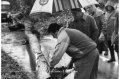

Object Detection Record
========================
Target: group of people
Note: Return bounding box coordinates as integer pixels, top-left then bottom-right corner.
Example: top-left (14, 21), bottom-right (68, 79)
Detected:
top-left (3, 0), bottom-right (118, 79)
top-left (69, 0), bottom-right (119, 63)
top-left (47, 0), bottom-right (119, 79)
top-left (84, 0), bottom-right (119, 63)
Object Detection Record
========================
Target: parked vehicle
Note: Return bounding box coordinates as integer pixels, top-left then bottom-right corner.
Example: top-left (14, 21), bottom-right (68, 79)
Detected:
top-left (1, 1), bottom-right (12, 23)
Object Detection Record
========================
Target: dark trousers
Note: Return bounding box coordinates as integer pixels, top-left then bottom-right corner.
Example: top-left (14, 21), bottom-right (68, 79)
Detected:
top-left (74, 49), bottom-right (99, 79)
top-left (107, 41), bottom-right (115, 60)
top-left (115, 44), bottom-right (119, 58)
top-left (97, 40), bottom-right (108, 54)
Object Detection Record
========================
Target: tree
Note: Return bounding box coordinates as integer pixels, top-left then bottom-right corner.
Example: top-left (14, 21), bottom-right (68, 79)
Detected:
top-left (2, 0), bottom-right (35, 14)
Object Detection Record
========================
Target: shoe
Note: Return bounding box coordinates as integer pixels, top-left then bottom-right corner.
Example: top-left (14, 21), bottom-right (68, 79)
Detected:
top-left (107, 59), bottom-right (115, 63)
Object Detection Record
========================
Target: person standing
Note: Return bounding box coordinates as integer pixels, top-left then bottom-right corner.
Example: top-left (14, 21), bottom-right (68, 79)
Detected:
top-left (111, 5), bottom-right (119, 60)
top-left (85, 4), bottom-right (108, 55)
top-left (48, 23), bottom-right (99, 79)
top-left (69, 8), bottom-right (99, 42)
top-left (104, 1), bottom-right (119, 62)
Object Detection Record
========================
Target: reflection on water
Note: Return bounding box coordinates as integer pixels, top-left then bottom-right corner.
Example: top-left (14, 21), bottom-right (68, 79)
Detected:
top-left (98, 55), bottom-right (119, 79)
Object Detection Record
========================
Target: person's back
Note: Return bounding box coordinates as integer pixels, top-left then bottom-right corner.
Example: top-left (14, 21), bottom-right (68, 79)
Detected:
top-left (64, 28), bottom-right (99, 79)
top-left (65, 28), bottom-right (97, 59)
top-left (47, 23), bottom-right (99, 79)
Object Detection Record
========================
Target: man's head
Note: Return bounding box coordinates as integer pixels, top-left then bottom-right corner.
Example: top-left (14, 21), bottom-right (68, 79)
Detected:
top-left (85, 5), bottom-right (96, 14)
top-left (47, 23), bottom-right (62, 38)
top-left (98, 0), bottom-right (106, 9)
top-left (71, 8), bottom-right (83, 19)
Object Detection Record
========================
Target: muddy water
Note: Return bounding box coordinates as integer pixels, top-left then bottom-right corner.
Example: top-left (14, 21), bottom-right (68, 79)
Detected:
top-left (1, 32), bottom-right (32, 73)
top-left (2, 32), bottom-right (75, 79)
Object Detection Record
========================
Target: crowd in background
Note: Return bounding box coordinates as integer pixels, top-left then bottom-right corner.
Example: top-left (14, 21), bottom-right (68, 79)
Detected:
top-left (88, 0), bottom-right (119, 63)
top-left (69, 0), bottom-right (119, 63)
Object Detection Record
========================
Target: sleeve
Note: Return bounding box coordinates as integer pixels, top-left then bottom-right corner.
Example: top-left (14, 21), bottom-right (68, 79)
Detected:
top-left (115, 12), bottom-right (119, 34)
top-left (98, 13), bottom-right (107, 40)
top-left (50, 31), bottom-right (70, 67)
top-left (90, 16), bottom-right (99, 42)
top-left (100, 13), bottom-right (107, 34)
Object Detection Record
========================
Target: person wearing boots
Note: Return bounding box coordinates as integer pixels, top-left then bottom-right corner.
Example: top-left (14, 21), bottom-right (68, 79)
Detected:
top-left (104, 1), bottom-right (119, 63)
top-left (85, 4), bottom-right (108, 55)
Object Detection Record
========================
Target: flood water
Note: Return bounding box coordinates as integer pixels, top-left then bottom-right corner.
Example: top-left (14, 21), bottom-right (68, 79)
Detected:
top-left (97, 52), bottom-right (119, 79)
top-left (1, 34), bottom-right (119, 79)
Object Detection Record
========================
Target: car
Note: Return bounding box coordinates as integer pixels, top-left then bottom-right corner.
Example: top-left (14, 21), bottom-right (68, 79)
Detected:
top-left (1, 1), bottom-right (12, 23)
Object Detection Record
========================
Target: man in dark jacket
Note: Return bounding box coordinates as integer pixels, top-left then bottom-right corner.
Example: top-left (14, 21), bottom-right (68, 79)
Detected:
top-left (48, 23), bottom-right (99, 79)
top-left (69, 8), bottom-right (99, 42)
top-left (85, 4), bottom-right (108, 55)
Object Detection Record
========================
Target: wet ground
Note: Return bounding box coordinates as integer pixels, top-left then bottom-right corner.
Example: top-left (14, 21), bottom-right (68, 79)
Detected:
top-left (65, 51), bottom-right (119, 79)
top-left (41, 36), bottom-right (119, 79)
top-left (97, 52), bottom-right (119, 79)
top-left (2, 33), bottom-right (119, 79)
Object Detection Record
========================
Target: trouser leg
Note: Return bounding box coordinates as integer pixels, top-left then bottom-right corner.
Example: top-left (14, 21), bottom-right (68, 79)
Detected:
top-left (115, 44), bottom-right (119, 59)
top-left (74, 49), bottom-right (99, 79)
top-left (97, 41), bottom-right (108, 55)
top-left (97, 41), bottom-right (103, 54)
top-left (90, 54), bottom-right (99, 79)
top-left (107, 41), bottom-right (115, 60)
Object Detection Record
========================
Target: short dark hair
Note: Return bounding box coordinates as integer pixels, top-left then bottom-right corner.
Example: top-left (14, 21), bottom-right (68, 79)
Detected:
top-left (47, 23), bottom-right (62, 33)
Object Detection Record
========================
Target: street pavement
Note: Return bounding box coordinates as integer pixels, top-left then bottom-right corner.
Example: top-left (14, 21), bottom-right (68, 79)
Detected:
top-left (97, 52), bottom-right (119, 79)
top-left (42, 35), bottom-right (119, 79)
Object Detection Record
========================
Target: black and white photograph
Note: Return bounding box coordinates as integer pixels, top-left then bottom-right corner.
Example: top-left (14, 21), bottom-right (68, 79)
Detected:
top-left (1, 0), bottom-right (119, 79)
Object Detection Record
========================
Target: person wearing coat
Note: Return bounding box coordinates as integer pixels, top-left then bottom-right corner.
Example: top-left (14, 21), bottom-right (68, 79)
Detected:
top-left (48, 23), bottom-right (99, 79)
top-left (111, 8), bottom-right (119, 59)
top-left (85, 4), bottom-right (108, 55)
top-left (69, 8), bottom-right (99, 42)
top-left (104, 1), bottom-right (119, 62)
